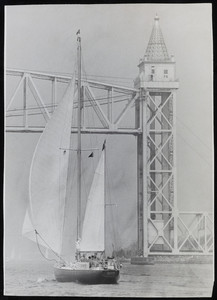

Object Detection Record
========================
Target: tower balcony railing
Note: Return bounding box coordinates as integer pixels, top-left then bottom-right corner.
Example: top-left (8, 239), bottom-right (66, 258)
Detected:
top-left (141, 80), bottom-right (179, 90)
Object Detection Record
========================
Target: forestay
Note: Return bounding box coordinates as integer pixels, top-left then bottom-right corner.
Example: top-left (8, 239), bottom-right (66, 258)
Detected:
top-left (22, 76), bottom-right (75, 256)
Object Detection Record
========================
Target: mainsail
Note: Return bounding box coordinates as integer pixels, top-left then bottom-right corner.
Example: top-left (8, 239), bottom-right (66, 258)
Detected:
top-left (80, 148), bottom-right (105, 252)
top-left (22, 77), bottom-right (75, 256)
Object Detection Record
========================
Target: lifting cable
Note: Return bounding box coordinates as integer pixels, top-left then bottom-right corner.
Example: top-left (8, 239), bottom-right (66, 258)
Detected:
top-left (177, 133), bottom-right (211, 167)
top-left (176, 116), bottom-right (212, 153)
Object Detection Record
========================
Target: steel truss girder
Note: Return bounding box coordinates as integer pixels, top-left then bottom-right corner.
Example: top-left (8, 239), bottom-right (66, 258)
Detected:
top-left (5, 69), bottom-right (140, 134)
top-left (6, 68), bottom-right (137, 93)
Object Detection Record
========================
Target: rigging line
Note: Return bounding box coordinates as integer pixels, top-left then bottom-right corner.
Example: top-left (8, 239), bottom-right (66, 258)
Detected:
top-left (106, 136), bottom-right (121, 250)
top-left (9, 103), bottom-right (59, 111)
top-left (8, 68), bottom-right (118, 80)
top-left (86, 100), bottom-right (96, 173)
top-left (58, 149), bottom-right (62, 248)
top-left (81, 51), bottom-right (92, 156)
top-left (6, 67), bottom-right (75, 77)
top-left (81, 51), bottom-right (99, 161)
top-left (176, 117), bottom-right (212, 153)
top-left (7, 67), bottom-right (135, 81)
top-left (90, 103), bottom-right (99, 161)
top-left (71, 143), bottom-right (77, 183)
top-left (67, 148), bottom-right (77, 213)
top-left (81, 167), bottom-right (88, 201)
top-left (6, 94), bottom-right (129, 113)
top-left (177, 133), bottom-right (212, 167)
top-left (82, 77), bottom-right (133, 89)
top-left (6, 111), bottom-right (53, 118)
top-left (81, 56), bottom-right (134, 82)
top-left (84, 79), bottom-right (133, 86)
top-left (35, 230), bottom-right (66, 264)
top-left (107, 170), bottom-right (118, 251)
top-left (58, 89), bottom-right (74, 250)
top-left (72, 51), bottom-right (78, 83)
top-left (83, 74), bottom-right (134, 80)
top-left (7, 104), bottom-right (58, 112)
top-left (77, 94), bottom-right (131, 103)
top-left (81, 50), bottom-right (87, 81)
top-left (79, 52), bottom-right (92, 215)
top-left (81, 157), bottom-right (88, 223)
top-left (5, 96), bottom-right (131, 118)
top-left (113, 147), bottom-right (136, 250)
top-left (81, 51), bottom-right (98, 171)
top-left (35, 232), bottom-right (59, 264)
top-left (80, 93), bottom-right (130, 102)
top-left (83, 78), bottom-right (133, 85)
top-left (108, 178), bottom-right (119, 250)
top-left (81, 52), bottom-right (133, 99)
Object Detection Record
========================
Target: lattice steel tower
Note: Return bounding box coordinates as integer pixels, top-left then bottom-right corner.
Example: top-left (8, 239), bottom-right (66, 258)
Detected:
top-left (134, 15), bottom-right (179, 257)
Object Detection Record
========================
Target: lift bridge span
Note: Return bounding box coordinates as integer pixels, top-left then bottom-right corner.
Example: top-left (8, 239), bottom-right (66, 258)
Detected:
top-left (6, 68), bottom-right (213, 257)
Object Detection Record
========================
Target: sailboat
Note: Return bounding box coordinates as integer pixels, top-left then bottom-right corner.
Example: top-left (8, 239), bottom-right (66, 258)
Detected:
top-left (22, 32), bottom-right (120, 284)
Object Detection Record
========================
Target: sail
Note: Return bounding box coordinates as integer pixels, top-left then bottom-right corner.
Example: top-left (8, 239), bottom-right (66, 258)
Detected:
top-left (80, 149), bottom-right (105, 252)
top-left (22, 77), bottom-right (75, 256)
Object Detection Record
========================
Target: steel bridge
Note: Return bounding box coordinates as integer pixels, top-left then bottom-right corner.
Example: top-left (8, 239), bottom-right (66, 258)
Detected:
top-left (5, 68), bottom-right (213, 256)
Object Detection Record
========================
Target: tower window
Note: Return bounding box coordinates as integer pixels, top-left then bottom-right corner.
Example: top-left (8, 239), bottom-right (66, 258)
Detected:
top-left (164, 69), bottom-right (168, 78)
top-left (151, 66), bottom-right (155, 74)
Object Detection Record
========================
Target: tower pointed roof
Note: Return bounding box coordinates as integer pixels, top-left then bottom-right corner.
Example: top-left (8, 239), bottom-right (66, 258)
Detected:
top-left (145, 14), bottom-right (170, 61)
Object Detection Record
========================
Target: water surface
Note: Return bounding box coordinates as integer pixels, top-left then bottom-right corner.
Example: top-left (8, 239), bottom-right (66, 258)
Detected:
top-left (4, 259), bottom-right (213, 297)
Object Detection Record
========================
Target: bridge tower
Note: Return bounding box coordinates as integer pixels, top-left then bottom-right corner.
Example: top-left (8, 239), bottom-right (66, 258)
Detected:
top-left (134, 15), bottom-right (179, 258)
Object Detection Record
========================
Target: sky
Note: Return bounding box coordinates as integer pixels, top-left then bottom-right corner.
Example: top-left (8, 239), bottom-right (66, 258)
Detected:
top-left (4, 4), bottom-right (213, 259)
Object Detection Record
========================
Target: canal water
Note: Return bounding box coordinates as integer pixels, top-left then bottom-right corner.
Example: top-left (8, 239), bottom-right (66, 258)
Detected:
top-left (4, 259), bottom-right (213, 297)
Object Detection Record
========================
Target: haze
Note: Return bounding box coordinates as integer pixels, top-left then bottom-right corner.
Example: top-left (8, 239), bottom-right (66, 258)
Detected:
top-left (4, 4), bottom-right (213, 260)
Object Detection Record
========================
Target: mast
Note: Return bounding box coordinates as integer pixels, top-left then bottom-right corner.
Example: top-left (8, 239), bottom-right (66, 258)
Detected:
top-left (77, 31), bottom-right (82, 242)
top-left (103, 140), bottom-right (106, 257)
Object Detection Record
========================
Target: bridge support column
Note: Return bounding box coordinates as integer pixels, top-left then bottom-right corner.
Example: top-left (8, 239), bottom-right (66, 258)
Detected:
top-left (131, 89), bottom-right (151, 264)
top-left (142, 90), bottom-right (148, 258)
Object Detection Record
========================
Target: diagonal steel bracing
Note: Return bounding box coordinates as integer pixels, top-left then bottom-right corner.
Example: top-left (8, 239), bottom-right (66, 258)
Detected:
top-left (27, 75), bottom-right (51, 121)
top-left (145, 90), bottom-right (177, 254)
top-left (85, 85), bottom-right (111, 128)
top-left (6, 69), bottom-right (139, 134)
